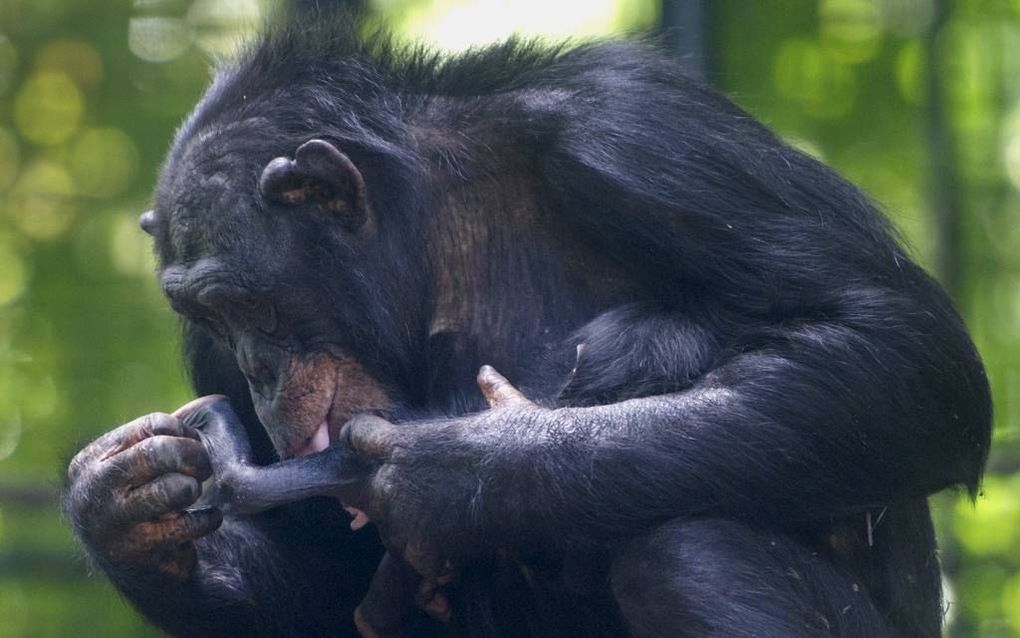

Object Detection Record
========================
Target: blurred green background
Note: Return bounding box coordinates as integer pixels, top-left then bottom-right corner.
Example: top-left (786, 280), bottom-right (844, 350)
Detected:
top-left (0, 0), bottom-right (1017, 635)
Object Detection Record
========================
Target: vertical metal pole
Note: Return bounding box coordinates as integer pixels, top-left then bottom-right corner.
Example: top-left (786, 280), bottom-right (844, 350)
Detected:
top-left (925, 0), bottom-right (962, 298)
top-left (659, 0), bottom-right (711, 82)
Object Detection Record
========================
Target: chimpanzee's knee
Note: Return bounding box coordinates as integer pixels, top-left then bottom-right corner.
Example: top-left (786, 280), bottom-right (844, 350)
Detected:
top-left (610, 517), bottom-right (891, 638)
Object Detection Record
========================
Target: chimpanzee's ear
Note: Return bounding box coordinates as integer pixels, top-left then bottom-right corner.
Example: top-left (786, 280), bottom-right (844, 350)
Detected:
top-left (259, 139), bottom-right (372, 233)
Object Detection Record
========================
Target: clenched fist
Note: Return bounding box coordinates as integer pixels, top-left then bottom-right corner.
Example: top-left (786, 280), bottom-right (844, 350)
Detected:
top-left (65, 409), bottom-right (220, 579)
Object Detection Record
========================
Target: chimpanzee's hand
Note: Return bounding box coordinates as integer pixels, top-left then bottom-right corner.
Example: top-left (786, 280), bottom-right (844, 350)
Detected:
top-left (66, 404), bottom-right (220, 579)
top-left (339, 366), bottom-right (541, 581)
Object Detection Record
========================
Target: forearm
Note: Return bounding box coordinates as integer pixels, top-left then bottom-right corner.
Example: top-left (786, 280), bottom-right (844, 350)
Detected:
top-left (443, 317), bottom-right (989, 546)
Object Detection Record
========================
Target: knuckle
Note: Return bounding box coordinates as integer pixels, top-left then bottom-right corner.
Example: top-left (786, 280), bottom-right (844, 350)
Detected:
top-left (68, 451), bottom-right (90, 483)
top-left (147, 435), bottom-right (172, 456)
top-left (345, 415), bottom-right (398, 456)
top-left (177, 440), bottom-right (212, 477)
top-left (134, 435), bottom-right (157, 461)
top-left (65, 484), bottom-right (93, 519)
top-left (174, 475), bottom-right (201, 503)
top-left (139, 435), bottom-right (179, 466)
top-left (136, 413), bottom-right (159, 434)
top-left (152, 480), bottom-right (171, 503)
top-left (339, 420), bottom-right (359, 449)
top-left (150, 476), bottom-right (195, 510)
top-left (141, 411), bottom-right (175, 433)
top-left (186, 508), bottom-right (223, 535)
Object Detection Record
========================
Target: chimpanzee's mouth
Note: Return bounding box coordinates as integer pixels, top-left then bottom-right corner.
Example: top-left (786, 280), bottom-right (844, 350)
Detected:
top-left (277, 355), bottom-right (390, 459)
top-left (292, 420), bottom-right (331, 458)
top-left (289, 387), bottom-right (337, 458)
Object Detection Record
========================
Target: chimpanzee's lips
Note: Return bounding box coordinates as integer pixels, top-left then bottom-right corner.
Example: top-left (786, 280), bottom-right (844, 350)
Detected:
top-left (289, 380), bottom-right (338, 458)
top-left (292, 420), bottom-right (330, 457)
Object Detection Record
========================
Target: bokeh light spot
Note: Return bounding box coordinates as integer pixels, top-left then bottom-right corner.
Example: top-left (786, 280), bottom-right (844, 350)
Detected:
top-left (1002, 572), bottom-right (1020, 633)
top-left (37, 39), bottom-right (104, 87)
top-left (953, 475), bottom-right (1020, 557)
top-left (0, 35), bottom-right (18, 95)
top-left (5, 160), bottom-right (77, 240)
top-left (382, 0), bottom-right (652, 52)
top-left (111, 211), bottom-right (157, 277)
top-left (774, 38), bottom-right (857, 119)
top-left (819, 0), bottom-right (883, 63)
top-left (878, 0), bottom-right (934, 37)
top-left (1002, 103), bottom-right (1020, 191)
top-left (895, 40), bottom-right (926, 106)
top-left (12, 71), bottom-right (84, 146)
top-left (70, 128), bottom-right (139, 198)
top-left (0, 233), bottom-right (29, 306)
top-left (0, 127), bottom-right (19, 192)
top-left (128, 17), bottom-right (193, 63)
top-left (187, 0), bottom-right (261, 56)
top-left (0, 414), bottom-right (21, 462)
top-left (21, 375), bottom-right (58, 422)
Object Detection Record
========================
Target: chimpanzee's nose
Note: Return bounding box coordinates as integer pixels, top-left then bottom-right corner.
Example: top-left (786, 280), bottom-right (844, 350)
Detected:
top-left (235, 335), bottom-right (284, 398)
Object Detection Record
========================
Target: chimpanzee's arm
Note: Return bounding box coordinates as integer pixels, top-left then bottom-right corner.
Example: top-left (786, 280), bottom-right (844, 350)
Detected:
top-left (65, 416), bottom-right (381, 638)
top-left (350, 281), bottom-right (990, 558)
top-left (343, 50), bottom-right (993, 558)
top-left (65, 328), bottom-right (386, 638)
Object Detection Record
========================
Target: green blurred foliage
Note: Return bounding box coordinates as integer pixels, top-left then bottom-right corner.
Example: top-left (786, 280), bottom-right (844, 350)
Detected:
top-left (0, 0), bottom-right (1016, 635)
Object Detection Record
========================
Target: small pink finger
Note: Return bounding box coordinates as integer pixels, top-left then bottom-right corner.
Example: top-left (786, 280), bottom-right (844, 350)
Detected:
top-left (345, 505), bottom-right (371, 531)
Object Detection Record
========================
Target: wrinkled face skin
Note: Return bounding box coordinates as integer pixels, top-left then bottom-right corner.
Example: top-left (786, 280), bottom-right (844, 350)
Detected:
top-left (146, 123), bottom-right (392, 458)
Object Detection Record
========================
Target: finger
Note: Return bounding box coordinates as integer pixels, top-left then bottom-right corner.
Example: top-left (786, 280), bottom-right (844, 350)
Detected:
top-left (421, 592), bottom-right (451, 624)
top-left (341, 415), bottom-right (400, 460)
top-left (415, 576), bottom-right (452, 624)
top-left (121, 473), bottom-right (202, 521)
top-left (100, 436), bottom-right (212, 490)
top-left (132, 507), bottom-right (223, 544)
top-left (69, 412), bottom-right (197, 484)
top-left (353, 608), bottom-right (384, 638)
top-left (184, 397), bottom-right (255, 467)
top-left (477, 365), bottom-right (529, 409)
top-left (344, 505), bottom-right (371, 531)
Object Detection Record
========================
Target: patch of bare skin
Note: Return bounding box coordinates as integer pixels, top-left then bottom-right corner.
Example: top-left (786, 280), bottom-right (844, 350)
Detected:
top-left (269, 353), bottom-right (391, 459)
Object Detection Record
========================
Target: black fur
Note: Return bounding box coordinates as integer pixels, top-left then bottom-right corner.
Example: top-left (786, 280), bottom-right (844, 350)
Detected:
top-left (107, 9), bottom-right (990, 637)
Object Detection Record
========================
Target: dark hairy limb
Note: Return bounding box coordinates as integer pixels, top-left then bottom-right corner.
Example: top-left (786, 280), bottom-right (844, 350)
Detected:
top-left (186, 378), bottom-right (504, 637)
top-left (65, 411), bottom-right (219, 579)
top-left (183, 395), bottom-right (374, 515)
top-left (610, 517), bottom-right (892, 638)
top-left (343, 291), bottom-right (988, 565)
top-left (64, 395), bottom-right (393, 637)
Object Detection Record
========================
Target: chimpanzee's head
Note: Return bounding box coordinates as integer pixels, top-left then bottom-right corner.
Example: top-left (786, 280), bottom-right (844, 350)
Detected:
top-left (142, 60), bottom-right (429, 459)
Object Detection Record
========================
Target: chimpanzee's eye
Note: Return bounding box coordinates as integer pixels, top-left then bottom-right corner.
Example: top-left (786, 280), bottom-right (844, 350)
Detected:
top-left (220, 295), bottom-right (278, 338)
top-left (196, 284), bottom-right (277, 336)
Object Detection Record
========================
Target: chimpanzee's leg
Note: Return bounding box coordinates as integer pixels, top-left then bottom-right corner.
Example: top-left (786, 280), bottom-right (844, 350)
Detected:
top-left (610, 518), bottom-right (891, 638)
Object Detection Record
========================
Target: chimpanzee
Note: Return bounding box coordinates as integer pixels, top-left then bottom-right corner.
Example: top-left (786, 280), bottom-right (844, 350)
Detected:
top-left (65, 7), bottom-right (991, 638)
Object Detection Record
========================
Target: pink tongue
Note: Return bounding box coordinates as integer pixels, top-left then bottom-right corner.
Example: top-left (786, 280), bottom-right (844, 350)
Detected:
top-left (294, 421), bottom-right (330, 457)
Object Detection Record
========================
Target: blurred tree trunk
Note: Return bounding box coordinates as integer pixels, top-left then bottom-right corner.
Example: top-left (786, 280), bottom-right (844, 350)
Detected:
top-left (659, 0), bottom-right (711, 81)
top-left (925, 0), bottom-right (963, 299)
